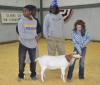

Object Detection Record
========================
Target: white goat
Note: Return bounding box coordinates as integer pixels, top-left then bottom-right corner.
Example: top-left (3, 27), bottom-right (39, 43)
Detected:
top-left (35, 54), bottom-right (81, 82)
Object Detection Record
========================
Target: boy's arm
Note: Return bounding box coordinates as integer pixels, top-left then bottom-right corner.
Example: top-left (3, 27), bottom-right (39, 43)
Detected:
top-left (62, 17), bottom-right (66, 39)
top-left (18, 20), bottom-right (24, 38)
top-left (16, 24), bottom-right (19, 35)
top-left (43, 15), bottom-right (49, 39)
top-left (35, 20), bottom-right (38, 42)
top-left (36, 19), bottom-right (42, 35)
top-left (36, 18), bottom-right (42, 40)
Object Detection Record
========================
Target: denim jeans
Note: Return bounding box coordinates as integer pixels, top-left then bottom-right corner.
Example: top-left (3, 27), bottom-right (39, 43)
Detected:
top-left (18, 43), bottom-right (36, 78)
top-left (67, 47), bottom-right (86, 80)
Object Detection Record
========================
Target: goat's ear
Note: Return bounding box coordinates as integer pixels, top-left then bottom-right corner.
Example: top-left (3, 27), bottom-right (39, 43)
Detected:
top-left (69, 53), bottom-right (73, 56)
top-left (65, 55), bottom-right (73, 62)
top-left (68, 54), bottom-right (73, 58)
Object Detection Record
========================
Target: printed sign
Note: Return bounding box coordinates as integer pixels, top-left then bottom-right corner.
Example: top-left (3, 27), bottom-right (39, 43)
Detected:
top-left (1, 12), bottom-right (22, 23)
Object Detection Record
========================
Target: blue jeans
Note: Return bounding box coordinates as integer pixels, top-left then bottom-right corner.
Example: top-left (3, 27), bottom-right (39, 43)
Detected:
top-left (18, 43), bottom-right (36, 78)
top-left (67, 47), bottom-right (86, 80)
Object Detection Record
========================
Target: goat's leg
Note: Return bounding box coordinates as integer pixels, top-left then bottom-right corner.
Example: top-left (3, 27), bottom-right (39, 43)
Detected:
top-left (40, 67), bottom-right (46, 82)
top-left (61, 68), bottom-right (66, 82)
top-left (61, 73), bottom-right (63, 80)
top-left (41, 69), bottom-right (44, 82)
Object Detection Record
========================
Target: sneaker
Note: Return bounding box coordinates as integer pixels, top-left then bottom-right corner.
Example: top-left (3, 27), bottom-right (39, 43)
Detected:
top-left (18, 77), bottom-right (24, 82)
top-left (31, 76), bottom-right (37, 80)
top-left (79, 78), bottom-right (84, 80)
top-left (67, 79), bottom-right (71, 82)
top-left (79, 77), bottom-right (84, 80)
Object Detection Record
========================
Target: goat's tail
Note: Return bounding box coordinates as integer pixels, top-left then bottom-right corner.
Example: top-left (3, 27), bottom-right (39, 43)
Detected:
top-left (35, 58), bottom-right (39, 62)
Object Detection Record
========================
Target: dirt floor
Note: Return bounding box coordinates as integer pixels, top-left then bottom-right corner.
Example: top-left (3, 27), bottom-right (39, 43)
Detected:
top-left (0, 39), bottom-right (100, 85)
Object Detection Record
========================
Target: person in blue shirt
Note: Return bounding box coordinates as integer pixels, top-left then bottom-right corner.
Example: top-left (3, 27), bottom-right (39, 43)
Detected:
top-left (67, 20), bottom-right (90, 80)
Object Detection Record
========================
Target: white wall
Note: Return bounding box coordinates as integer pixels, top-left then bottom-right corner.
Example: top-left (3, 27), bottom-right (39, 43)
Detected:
top-left (0, 0), bottom-right (37, 7)
top-left (0, 10), bottom-right (21, 42)
top-left (43, 0), bottom-right (100, 8)
top-left (43, 7), bottom-right (100, 40)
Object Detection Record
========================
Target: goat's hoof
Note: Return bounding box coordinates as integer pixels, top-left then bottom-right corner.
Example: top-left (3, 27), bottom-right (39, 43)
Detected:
top-left (41, 80), bottom-right (44, 82)
top-left (63, 80), bottom-right (66, 83)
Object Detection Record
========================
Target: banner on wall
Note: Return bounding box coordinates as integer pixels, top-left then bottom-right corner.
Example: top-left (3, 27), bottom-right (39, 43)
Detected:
top-left (1, 12), bottom-right (22, 24)
top-left (60, 9), bottom-right (72, 22)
